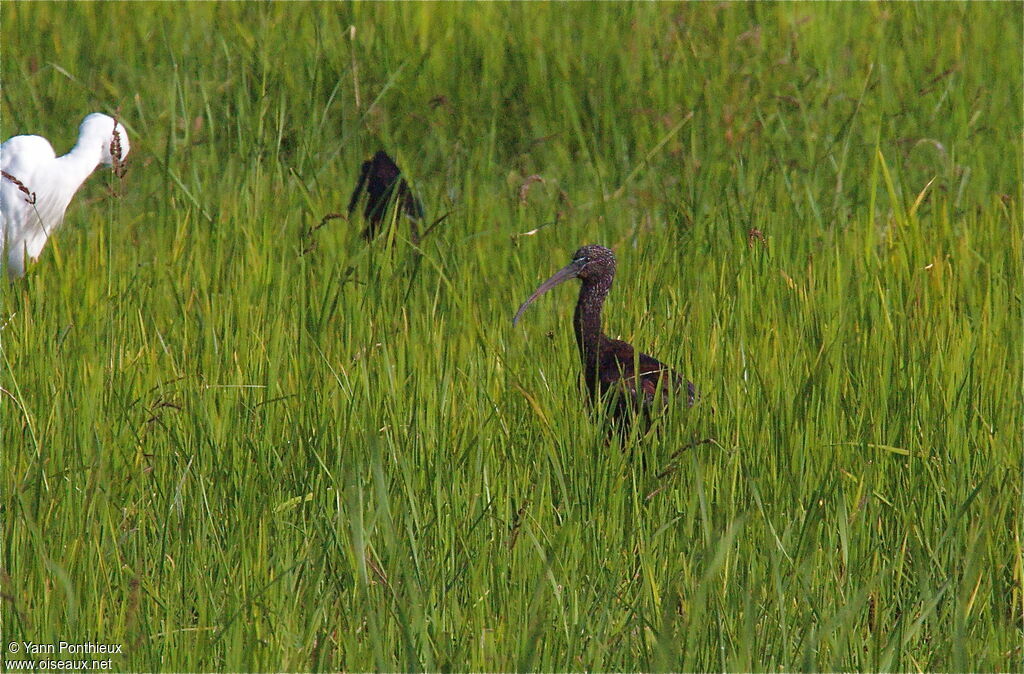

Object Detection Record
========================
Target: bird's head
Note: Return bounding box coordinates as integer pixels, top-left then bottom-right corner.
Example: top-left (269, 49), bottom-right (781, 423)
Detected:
top-left (80, 113), bottom-right (131, 167)
top-left (569, 245), bottom-right (616, 282)
top-left (513, 244), bottom-right (616, 325)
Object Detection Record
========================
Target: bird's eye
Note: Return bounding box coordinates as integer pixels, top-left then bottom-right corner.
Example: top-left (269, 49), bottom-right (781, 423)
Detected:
top-left (573, 256), bottom-right (588, 265)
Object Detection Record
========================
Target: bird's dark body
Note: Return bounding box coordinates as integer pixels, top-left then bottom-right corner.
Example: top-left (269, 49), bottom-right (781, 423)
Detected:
top-left (347, 150), bottom-right (424, 241)
top-left (515, 245), bottom-right (695, 428)
top-left (589, 336), bottom-right (694, 413)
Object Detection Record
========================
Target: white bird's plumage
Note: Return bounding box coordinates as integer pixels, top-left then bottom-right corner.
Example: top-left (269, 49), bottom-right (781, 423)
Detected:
top-left (1, 112), bottom-right (129, 279)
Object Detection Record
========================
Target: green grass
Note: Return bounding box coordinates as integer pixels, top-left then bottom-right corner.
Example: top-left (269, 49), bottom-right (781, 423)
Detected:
top-left (1, 2), bottom-right (1021, 671)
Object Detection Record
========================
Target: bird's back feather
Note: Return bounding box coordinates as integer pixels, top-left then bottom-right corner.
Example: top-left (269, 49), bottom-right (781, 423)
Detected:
top-left (598, 336), bottom-right (695, 412)
top-left (2, 135), bottom-right (62, 275)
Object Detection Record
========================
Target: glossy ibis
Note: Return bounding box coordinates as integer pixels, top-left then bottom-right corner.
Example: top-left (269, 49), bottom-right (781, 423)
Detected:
top-left (347, 150), bottom-right (424, 242)
top-left (1, 113), bottom-right (129, 279)
top-left (513, 245), bottom-right (695, 425)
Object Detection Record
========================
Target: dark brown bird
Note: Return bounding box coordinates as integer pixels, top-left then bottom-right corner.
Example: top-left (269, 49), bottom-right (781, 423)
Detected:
top-left (513, 245), bottom-right (696, 424)
top-left (347, 150), bottom-right (424, 242)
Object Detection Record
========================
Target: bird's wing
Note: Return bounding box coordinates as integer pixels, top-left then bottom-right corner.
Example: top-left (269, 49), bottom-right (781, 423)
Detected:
top-left (2, 135), bottom-right (58, 219)
top-left (400, 180), bottom-right (425, 221)
top-left (2, 135), bottom-right (59, 274)
top-left (1, 135), bottom-right (57, 172)
top-left (362, 155), bottom-right (405, 224)
top-left (600, 339), bottom-right (690, 407)
top-left (346, 160), bottom-right (371, 216)
top-left (369, 153), bottom-right (401, 187)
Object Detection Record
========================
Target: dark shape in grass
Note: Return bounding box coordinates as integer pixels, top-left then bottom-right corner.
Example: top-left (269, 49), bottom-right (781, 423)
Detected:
top-left (513, 245), bottom-right (696, 432)
top-left (347, 150), bottom-right (424, 243)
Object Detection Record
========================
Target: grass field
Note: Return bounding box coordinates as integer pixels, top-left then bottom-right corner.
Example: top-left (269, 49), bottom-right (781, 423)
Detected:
top-left (1, 2), bottom-right (1021, 671)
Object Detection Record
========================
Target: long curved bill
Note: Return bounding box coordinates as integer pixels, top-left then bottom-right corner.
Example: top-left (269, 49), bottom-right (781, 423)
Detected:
top-left (512, 262), bottom-right (581, 326)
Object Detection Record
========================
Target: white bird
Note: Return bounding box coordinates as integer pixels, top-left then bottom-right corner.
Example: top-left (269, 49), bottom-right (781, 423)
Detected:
top-left (1, 112), bottom-right (130, 279)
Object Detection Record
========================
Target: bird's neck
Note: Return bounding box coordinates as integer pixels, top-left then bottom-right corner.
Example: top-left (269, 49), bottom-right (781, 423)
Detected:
top-left (54, 140), bottom-right (105, 196)
top-left (573, 277), bottom-right (611, 388)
